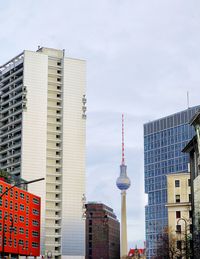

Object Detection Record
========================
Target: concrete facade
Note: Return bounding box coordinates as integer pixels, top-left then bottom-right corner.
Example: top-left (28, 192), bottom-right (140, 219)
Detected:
top-left (0, 47), bottom-right (86, 258)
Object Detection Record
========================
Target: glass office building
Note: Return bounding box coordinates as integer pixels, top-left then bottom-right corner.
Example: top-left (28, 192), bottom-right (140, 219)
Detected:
top-left (144, 106), bottom-right (200, 258)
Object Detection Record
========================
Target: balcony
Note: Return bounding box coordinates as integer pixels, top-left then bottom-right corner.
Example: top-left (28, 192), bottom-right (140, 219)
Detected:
top-left (0, 101), bottom-right (23, 115)
top-left (46, 197), bottom-right (62, 202)
top-left (1, 67), bottom-right (23, 83)
top-left (0, 129), bottom-right (21, 143)
top-left (0, 151), bottom-right (21, 163)
top-left (45, 215), bottom-right (62, 220)
top-left (45, 242), bottom-right (61, 247)
top-left (1, 84), bottom-right (22, 99)
top-left (46, 189), bottom-right (62, 194)
top-left (1, 108), bottom-right (22, 122)
top-left (0, 118), bottom-right (22, 132)
top-left (1, 77), bottom-right (23, 92)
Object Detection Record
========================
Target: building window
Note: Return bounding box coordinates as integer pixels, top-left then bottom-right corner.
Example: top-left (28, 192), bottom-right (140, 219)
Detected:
top-left (32, 242), bottom-right (39, 248)
top-left (19, 216), bottom-right (24, 222)
top-left (14, 215), bottom-right (17, 223)
top-left (4, 225), bottom-right (7, 232)
top-left (32, 231), bottom-right (39, 237)
top-left (19, 240), bottom-right (24, 245)
top-left (19, 228), bottom-right (24, 234)
top-left (33, 209), bottom-right (39, 216)
top-left (189, 210), bottom-right (192, 218)
top-left (20, 204), bottom-right (24, 211)
top-left (188, 179), bottom-right (191, 186)
top-left (176, 225), bottom-right (181, 233)
top-left (176, 211), bottom-right (181, 218)
top-left (189, 194), bottom-right (191, 202)
top-left (177, 240), bottom-right (182, 250)
top-left (176, 195), bottom-right (180, 203)
top-left (32, 220), bottom-right (39, 226)
top-left (20, 193), bottom-right (24, 199)
top-left (175, 180), bottom-right (180, 187)
top-left (33, 198), bottom-right (39, 205)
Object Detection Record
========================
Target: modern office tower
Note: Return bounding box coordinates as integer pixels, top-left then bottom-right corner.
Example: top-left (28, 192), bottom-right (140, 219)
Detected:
top-left (144, 106), bottom-right (200, 259)
top-left (0, 47), bottom-right (86, 258)
top-left (85, 202), bottom-right (120, 259)
top-left (166, 173), bottom-right (192, 256)
top-left (116, 114), bottom-right (131, 259)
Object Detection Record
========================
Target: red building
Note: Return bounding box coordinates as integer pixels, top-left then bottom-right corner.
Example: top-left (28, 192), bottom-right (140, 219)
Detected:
top-left (0, 179), bottom-right (41, 257)
top-left (128, 248), bottom-right (146, 258)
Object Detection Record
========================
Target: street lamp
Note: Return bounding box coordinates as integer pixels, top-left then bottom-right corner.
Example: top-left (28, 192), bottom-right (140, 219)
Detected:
top-left (0, 177), bottom-right (45, 258)
top-left (2, 213), bottom-right (14, 259)
top-left (176, 218), bottom-right (191, 259)
top-left (0, 177), bottom-right (45, 199)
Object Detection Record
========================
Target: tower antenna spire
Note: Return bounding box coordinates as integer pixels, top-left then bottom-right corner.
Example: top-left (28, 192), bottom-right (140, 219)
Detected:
top-left (187, 91), bottom-right (190, 109)
top-left (122, 114), bottom-right (125, 165)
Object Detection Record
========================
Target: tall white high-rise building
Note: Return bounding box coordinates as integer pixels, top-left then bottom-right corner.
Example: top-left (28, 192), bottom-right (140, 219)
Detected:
top-left (0, 47), bottom-right (86, 259)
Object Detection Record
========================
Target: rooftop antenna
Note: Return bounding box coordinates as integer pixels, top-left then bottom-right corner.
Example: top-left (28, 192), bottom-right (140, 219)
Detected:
top-left (187, 91), bottom-right (190, 109)
top-left (122, 114), bottom-right (125, 165)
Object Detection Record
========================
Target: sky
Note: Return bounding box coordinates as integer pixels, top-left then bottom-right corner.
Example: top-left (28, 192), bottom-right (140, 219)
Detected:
top-left (1, 0), bottom-right (200, 249)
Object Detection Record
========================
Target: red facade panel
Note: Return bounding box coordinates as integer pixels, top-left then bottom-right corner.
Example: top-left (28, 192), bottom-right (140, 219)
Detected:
top-left (0, 180), bottom-right (41, 257)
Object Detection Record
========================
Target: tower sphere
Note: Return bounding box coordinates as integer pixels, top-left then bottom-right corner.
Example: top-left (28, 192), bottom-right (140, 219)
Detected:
top-left (116, 175), bottom-right (131, 190)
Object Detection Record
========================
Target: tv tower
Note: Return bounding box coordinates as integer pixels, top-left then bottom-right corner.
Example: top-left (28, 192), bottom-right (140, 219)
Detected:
top-left (116, 114), bottom-right (131, 259)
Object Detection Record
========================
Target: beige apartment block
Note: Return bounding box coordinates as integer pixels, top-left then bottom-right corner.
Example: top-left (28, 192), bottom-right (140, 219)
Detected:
top-left (166, 172), bottom-right (192, 257)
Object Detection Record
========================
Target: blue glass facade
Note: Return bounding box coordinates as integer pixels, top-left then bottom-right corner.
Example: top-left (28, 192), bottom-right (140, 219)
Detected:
top-left (144, 106), bottom-right (200, 259)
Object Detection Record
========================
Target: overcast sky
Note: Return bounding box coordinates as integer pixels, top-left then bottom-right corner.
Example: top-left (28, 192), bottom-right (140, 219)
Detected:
top-left (1, 0), bottom-right (200, 249)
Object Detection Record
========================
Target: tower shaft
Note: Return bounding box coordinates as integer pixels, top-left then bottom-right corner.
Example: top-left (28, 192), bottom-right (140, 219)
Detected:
top-left (121, 190), bottom-right (128, 259)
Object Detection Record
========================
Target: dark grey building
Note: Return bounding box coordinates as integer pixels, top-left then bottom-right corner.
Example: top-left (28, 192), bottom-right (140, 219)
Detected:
top-left (85, 202), bottom-right (120, 259)
top-left (144, 106), bottom-right (200, 258)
